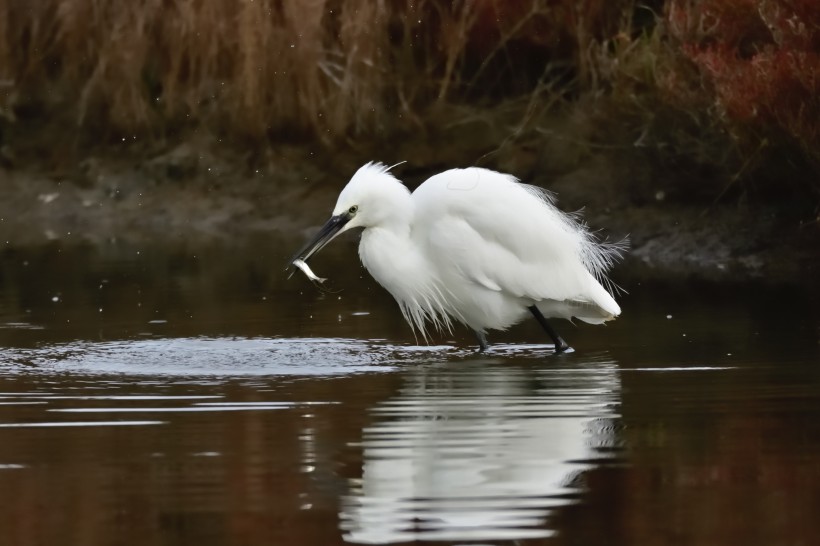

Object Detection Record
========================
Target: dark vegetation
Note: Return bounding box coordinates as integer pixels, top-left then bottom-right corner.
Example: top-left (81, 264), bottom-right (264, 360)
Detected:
top-left (0, 0), bottom-right (817, 278)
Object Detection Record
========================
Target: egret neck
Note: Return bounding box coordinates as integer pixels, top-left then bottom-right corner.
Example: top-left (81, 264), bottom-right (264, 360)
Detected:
top-left (359, 210), bottom-right (454, 339)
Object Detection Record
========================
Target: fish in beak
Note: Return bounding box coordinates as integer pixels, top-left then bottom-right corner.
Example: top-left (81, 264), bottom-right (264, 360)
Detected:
top-left (287, 213), bottom-right (351, 280)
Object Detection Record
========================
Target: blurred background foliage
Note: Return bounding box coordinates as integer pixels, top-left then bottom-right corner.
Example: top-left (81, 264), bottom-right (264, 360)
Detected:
top-left (0, 0), bottom-right (817, 202)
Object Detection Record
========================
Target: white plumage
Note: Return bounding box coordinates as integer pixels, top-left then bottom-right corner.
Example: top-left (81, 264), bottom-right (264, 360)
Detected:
top-left (291, 162), bottom-right (625, 352)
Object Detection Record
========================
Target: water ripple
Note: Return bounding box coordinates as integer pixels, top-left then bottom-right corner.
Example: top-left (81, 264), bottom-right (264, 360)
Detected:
top-left (1, 337), bottom-right (423, 377)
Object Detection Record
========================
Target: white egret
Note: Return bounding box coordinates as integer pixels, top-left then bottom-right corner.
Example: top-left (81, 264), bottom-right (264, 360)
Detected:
top-left (290, 162), bottom-right (625, 353)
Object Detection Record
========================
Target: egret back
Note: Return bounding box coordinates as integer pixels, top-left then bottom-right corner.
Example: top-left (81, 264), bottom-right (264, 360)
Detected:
top-left (411, 167), bottom-right (622, 328)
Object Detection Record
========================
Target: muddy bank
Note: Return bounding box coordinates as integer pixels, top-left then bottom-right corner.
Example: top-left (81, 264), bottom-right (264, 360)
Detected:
top-left (1, 121), bottom-right (817, 286)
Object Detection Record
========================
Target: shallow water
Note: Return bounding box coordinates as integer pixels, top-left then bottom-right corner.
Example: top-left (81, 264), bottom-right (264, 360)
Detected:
top-left (0, 241), bottom-right (818, 545)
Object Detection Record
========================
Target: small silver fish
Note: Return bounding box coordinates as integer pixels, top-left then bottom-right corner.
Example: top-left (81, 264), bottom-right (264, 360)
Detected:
top-left (292, 259), bottom-right (327, 283)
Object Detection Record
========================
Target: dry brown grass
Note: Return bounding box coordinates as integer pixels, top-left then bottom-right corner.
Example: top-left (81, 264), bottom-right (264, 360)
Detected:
top-left (1, 0), bottom-right (400, 139)
top-left (0, 0), bottom-right (643, 142)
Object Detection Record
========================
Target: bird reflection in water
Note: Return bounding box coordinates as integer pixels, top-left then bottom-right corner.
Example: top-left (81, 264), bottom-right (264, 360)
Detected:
top-left (339, 356), bottom-right (622, 543)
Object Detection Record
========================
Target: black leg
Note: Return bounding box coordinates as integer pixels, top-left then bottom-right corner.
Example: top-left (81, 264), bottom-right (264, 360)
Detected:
top-left (528, 306), bottom-right (570, 353)
top-left (474, 330), bottom-right (489, 352)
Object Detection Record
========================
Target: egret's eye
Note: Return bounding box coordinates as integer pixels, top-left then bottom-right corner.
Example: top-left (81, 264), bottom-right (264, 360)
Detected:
top-left (348, 205), bottom-right (359, 215)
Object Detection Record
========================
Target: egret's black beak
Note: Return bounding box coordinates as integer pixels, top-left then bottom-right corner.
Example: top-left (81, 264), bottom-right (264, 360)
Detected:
top-left (288, 213), bottom-right (350, 270)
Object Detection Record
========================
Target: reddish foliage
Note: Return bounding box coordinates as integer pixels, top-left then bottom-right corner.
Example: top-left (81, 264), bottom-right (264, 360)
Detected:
top-left (667, 0), bottom-right (820, 157)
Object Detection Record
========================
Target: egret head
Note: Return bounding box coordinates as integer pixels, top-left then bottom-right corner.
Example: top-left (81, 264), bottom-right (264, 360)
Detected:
top-left (290, 162), bottom-right (409, 265)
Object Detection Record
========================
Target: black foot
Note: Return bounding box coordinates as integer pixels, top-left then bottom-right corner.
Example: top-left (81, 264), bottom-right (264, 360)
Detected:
top-left (553, 341), bottom-right (572, 354)
top-left (528, 306), bottom-right (571, 354)
top-left (474, 330), bottom-right (489, 353)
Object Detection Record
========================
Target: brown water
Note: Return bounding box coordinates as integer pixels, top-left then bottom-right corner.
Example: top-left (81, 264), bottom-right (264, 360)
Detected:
top-left (0, 240), bottom-right (818, 546)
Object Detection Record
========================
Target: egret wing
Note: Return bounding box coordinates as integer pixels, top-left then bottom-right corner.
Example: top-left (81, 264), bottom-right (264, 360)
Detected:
top-left (413, 168), bottom-right (618, 313)
top-left (425, 214), bottom-right (593, 301)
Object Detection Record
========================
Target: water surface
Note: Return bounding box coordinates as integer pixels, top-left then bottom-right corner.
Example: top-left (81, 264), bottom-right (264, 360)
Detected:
top-left (0, 242), bottom-right (818, 545)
